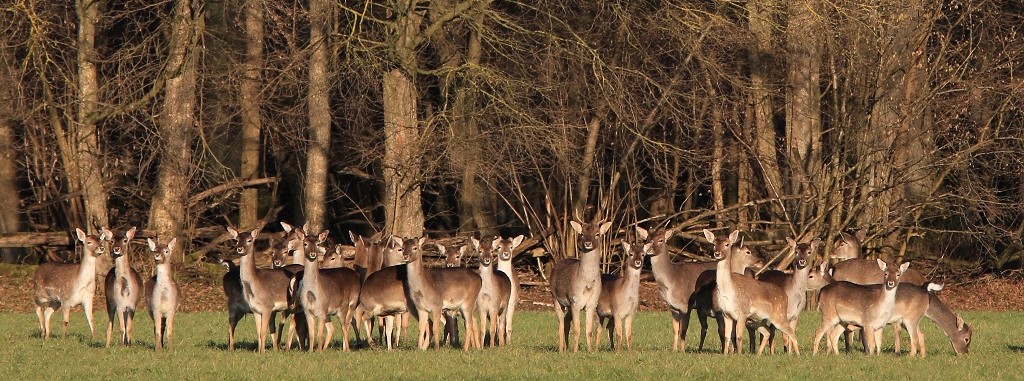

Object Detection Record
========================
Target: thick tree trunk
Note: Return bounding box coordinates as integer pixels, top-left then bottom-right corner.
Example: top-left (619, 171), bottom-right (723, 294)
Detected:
top-left (785, 0), bottom-right (823, 224)
top-left (75, 0), bottom-right (110, 273)
top-left (747, 0), bottom-right (783, 199)
top-left (382, 1), bottom-right (425, 239)
top-left (304, 0), bottom-right (331, 233)
top-left (149, 0), bottom-right (200, 263)
top-left (238, 0), bottom-right (263, 229)
top-left (0, 42), bottom-right (23, 263)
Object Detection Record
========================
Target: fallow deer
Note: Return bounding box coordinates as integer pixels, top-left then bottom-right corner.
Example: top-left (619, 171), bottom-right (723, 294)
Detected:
top-left (474, 238), bottom-right (512, 347)
top-left (221, 258), bottom-right (250, 351)
top-left (437, 243), bottom-right (465, 347)
top-left (289, 228), bottom-right (361, 351)
top-left (813, 259), bottom-right (909, 355)
top-left (705, 229), bottom-right (797, 355)
top-left (355, 237), bottom-right (412, 350)
top-left (400, 236), bottom-right (482, 350)
top-left (103, 227), bottom-right (143, 347)
top-left (33, 228), bottom-right (108, 340)
top-left (643, 226), bottom-right (717, 351)
top-left (830, 230), bottom-right (866, 262)
top-left (757, 236), bottom-right (820, 353)
top-left (551, 220), bottom-right (611, 352)
top-left (493, 235), bottom-right (525, 345)
top-left (228, 226), bottom-right (290, 352)
top-left (145, 238), bottom-right (180, 351)
top-left (595, 240), bottom-right (649, 351)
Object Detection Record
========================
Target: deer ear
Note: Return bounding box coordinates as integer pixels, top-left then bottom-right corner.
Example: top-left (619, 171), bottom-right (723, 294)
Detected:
top-left (570, 221), bottom-right (583, 234)
top-left (348, 231), bottom-right (357, 244)
top-left (662, 229), bottom-right (673, 242)
top-left (251, 227), bottom-right (261, 239)
top-left (728, 230), bottom-right (741, 244)
top-left (417, 236), bottom-right (427, 247)
top-left (167, 238), bottom-right (177, 252)
top-left (702, 229), bottom-right (715, 243)
top-left (459, 245), bottom-right (472, 256)
top-left (642, 243), bottom-right (653, 255)
top-left (899, 261), bottom-right (911, 273)
top-left (855, 229), bottom-right (867, 242)
top-left (471, 237), bottom-right (480, 250)
top-left (100, 227), bottom-right (113, 241)
top-left (786, 236), bottom-right (797, 248)
top-left (126, 227), bottom-right (137, 240)
top-left (635, 226), bottom-right (649, 241)
top-left (598, 221), bottom-right (613, 235)
top-left (435, 244), bottom-right (446, 255)
top-left (318, 231), bottom-right (329, 244)
top-left (390, 236), bottom-right (402, 248)
top-left (876, 258), bottom-right (887, 272)
top-left (621, 240), bottom-right (631, 253)
top-left (226, 226), bottom-right (239, 240)
top-left (286, 237), bottom-right (301, 251)
top-left (75, 228), bottom-right (88, 243)
top-left (956, 315), bottom-right (965, 329)
top-left (147, 238), bottom-right (157, 252)
top-left (811, 237), bottom-right (822, 249)
top-left (302, 222), bottom-right (310, 233)
top-left (511, 235), bottom-right (525, 249)
top-left (280, 222), bottom-right (293, 233)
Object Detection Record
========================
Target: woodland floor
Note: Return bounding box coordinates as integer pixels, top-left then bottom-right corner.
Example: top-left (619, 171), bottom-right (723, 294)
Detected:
top-left (2, 262), bottom-right (1022, 313)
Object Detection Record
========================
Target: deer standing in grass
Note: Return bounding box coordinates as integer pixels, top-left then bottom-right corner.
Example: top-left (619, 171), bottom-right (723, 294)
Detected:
top-left (33, 228), bottom-right (107, 340)
top-left (643, 226), bottom-right (718, 351)
top-left (757, 236), bottom-right (819, 353)
top-left (355, 237), bottom-right (412, 350)
top-left (437, 243), bottom-right (466, 347)
top-left (813, 259), bottom-right (909, 355)
top-left (221, 258), bottom-right (250, 351)
top-left (145, 238), bottom-right (180, 351)
top-left (103, 227), bottom-right (143, 347)
top-left (229, 226), bottom-right (290, 352)
top-left (705, 229), bottom-right (797, 354)
top-left (493, 235), bottom-right (524, 345)
top-left (475, 238), bottom-right (512, 347)
top-left (289, 228), bottom-right (361, 351)
top-left (551, 220), bottom-right (611, 352)
top-left (401, 236), bottom-right (482, 350)
top-left (595, 240), bottom-right (649, 351)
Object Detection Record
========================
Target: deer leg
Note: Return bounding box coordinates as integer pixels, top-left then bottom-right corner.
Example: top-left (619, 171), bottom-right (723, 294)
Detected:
top-left (570, 307), bottom-right (581, 353)
top-left (253, 312), bottom-right (266, 353)
top-left (153, 314), bottom-right (164, 351)
top-left (125, 310), bottom-right (135, 345)
top-left (892, 323), bottom-right (901, 354)
top-left (61, 307), bottom-right (71, 340)
top-left (382, 315), bottom-right (394, 350)
top-left (83, 299), bottom-right (95, 339)
top-left (165, 314), bottom-right (175, 350)
top-left (613, 316), bottom-right (624, 352)
top-left (322, 316), bottom-right (335, 351)
top-left (678, 309), bottom-right (691, 352)
top-left (864, 326), bottom-right (878, 355)
top-left (228, 311), bottom-right (242, 351)
top-left (697, 309), bottom-right (710, 352)
top-left (625, 314), bottom-right (635, 351)
top-left (399, 312), bottom-right (409, 346)
top-left (915, 323), bottom-right (926, 358)
top-left (812, 321), bottom-right (830, 355)
top-left (584, 306), bottom-right (596, 352)
top-left (555, 302), bottom-right (566, 352)
top-left (268, 312), bottom-right (280, 351)
top-left (305, 311), bottom-right (318, 352)
top-left (106, 318), bottom-right (114, 348)
top-left (670, 309), bottom-right (682, 351)
top-left (35, 306), bottom-right (45, 339)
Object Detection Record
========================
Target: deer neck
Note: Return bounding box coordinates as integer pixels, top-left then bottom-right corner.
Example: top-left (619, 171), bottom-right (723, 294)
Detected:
top-left (623, 265), bottom-right (641, 296)
top-left (291, 251), bottom-right (304, 266)
top-left (156, 262), bottom-right (172, 282)
top-left (496, 259), bottom-right (513, 278)
top-left (302, 251), bottom-right (323, 291)
top-left (649, 251), bottom-right (673, 283)
top-left (113, 255), bottom-right (131, 277)
top-left (578, 248), bottom-right (601, 283)
top-left (790, 265), bottom-right (811, 294)
top-left (78, 252), bottom-right (98, 280)
top-left (405, 256), bottom-right (432, 295)
top-left (925, 293), bottom-right (961, 339)
top-left (714, 253), bottom-right (736, 297)
top-left (238, 249), bottom-right (261, 286)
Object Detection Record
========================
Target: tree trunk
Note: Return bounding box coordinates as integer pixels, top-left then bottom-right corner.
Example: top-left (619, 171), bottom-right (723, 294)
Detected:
top-left (785, 0), bottom-right (823, 225)
top-left (304, 0), bottom-right (331, 233)
top-left (238, 0), bottom-right (263, 230)
top-left (75, 0), bottom-right (110, 273)
top-left (0, 120), bottom-right (22, 263)
top-left (149, 0), bottom-right (200, 263)
top-left (382, 0), bottom-right (425, 239)
top-left (747, 0), bottom-right (783, 200)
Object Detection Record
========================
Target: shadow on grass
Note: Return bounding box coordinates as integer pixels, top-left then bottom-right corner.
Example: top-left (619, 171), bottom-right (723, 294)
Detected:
top-left (1007, 345), bottom-right (1024, 353)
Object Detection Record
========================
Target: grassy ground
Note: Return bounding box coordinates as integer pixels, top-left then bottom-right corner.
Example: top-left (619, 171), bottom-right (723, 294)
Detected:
top-left (0, 310), bottom-right (1017, 380)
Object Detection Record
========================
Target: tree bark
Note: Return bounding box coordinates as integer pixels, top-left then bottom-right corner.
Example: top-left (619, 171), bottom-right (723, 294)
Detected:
top-left (149, 0), bottom-right (201, 263)
top-left (747, 0), bottom-right (783, 199)
top-left (238, 0), bottom-right (263, 230)
top-left (785, 0), bottom-right (823, 225)
top-left (382, 0), bottom-right (425, 239)
top-left (304, 0), bottom-right (331, 233)
top-left (75, 0), bottom-right (110, 273)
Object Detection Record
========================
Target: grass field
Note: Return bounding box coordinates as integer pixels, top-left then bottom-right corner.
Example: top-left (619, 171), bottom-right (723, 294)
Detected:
top-left (0, 310), bottom-right (1017, 380)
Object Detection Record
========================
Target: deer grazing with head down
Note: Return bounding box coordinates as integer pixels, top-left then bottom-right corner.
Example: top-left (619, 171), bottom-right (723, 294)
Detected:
top-left (33, 228), bottom-right (108, 340)
top-left (400, 236), bottom-right (482, 350)
top-left (551, 219), bottom-right (612, 352)
top-left (705, 229), bottom-right (797, 354)
top-left (289, 228), bottom-right (361, 351)
top-left (103, 227), bottom-right (143, 347)
top-left (813, 259), bottom-right (909, 355)
top-left (595, 240), bottom-right (649, 351)
top-left (492, 235), bottom-right (524, 345)
top-left (145, 238), bottom-right (180, 351)
top-left (228, 226), bottom-right (291, 352)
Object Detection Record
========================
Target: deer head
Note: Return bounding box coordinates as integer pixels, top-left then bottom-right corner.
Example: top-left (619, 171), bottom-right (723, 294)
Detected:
top-left (147, 238), bottom-right (176, 265)
top-left (570, 220), bottom-right (612, 252)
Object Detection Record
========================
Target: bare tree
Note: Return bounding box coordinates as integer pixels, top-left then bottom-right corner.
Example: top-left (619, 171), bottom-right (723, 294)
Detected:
top-left (303, 0), bottom-right (332, 233)
top-left (238, 0), bottom-right (264, 229)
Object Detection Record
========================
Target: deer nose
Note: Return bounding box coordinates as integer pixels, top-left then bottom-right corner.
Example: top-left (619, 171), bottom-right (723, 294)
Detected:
top-left (236, 247), bottom-right (245, 254)
top-left (583, 242), bottom-right (593, 250)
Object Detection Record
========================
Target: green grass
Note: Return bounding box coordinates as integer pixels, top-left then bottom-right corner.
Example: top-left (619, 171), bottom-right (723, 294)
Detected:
top-left (0, 310), bottom-right (1018, 380)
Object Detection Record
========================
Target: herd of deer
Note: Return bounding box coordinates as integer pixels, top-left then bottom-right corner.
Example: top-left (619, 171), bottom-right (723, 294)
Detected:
top-left (30, 220), bottom-right (973, 356)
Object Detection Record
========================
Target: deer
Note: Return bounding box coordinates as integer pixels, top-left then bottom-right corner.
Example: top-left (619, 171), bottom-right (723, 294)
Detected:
top-left (642, 226), bottom-right (718, 352)
top-left (829, 230), bottom-right (866, 262)
top-left (103, 227), bottom-right (143, 347)
top-left (444, 242), bottom-right (465, 268)
top-left (437, 243), bottom-right (466, 347)
top-left (289, 228), bottom-right (361, 352)
top-left (474, 238), bottom-right (512, 347)
top-left (33, 227), bottom-right (108, 340)
top-left (269, 223), bottom-right (312, 351)
top-left (595, 240), bottom-right (649, 351)
top-left (320, 244), bottom-right (347, 269)
top-left (354, 237), bottom-right (412, 350)
top-left (756, 236), bottom-right (820, 353)
top-left (551, 219), bottom-right (611, 352)
top-left (145, 238), bottom-right (180, 351)
top-left (400, 236), bottom-right (482, 350)
top-left (813, 259), bottom-right (909, 355)
top-left (493, 234), bottom-right (524, 345)
top-left (228, 226), bottom-right (291, 353)
top-left (704, 229), bottom-right (798, 355)
top-left (221, 258), bottom-right (251, 351)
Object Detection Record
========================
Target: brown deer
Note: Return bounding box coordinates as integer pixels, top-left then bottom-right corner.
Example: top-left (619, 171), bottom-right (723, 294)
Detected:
top-left (595, 240), bottom-right (649, 351)
top-left (228, 226), bottom-right (290, 352)
top-left (400, 236), bottom-right (482, 350)
top-left (33, 228), bottom-right (108, 340)
top-left (354, 237), bottom-right (411, 350)
top-left (221, 258), bottom-right (250, 351)
top-left (289, 228), bottom-right (361, 351)
top-left (475, 238), bottom-right (512, 347)
top-left (437, 243), bottom-right (466, 347)
top-left (704, 229), bottom-right (797, 354)
top-left (551, 219), bottom-right (611, 352)
top-left (829, 230), bottom-right (866, 262)
top-left (145, 238), bottom-right (180, 351)
top-left (757, 236), bottom-right (820, 353)
top-left (642, 226), bottom-right (717, 351)
top-left (493, 235), bottom-right (525, 345)
top-left (271, 222), bottom-right (311, 351)
top-left (103, 227), bottom-right (143, 347)
top-left (813, 259), bottom-right (909, 355)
